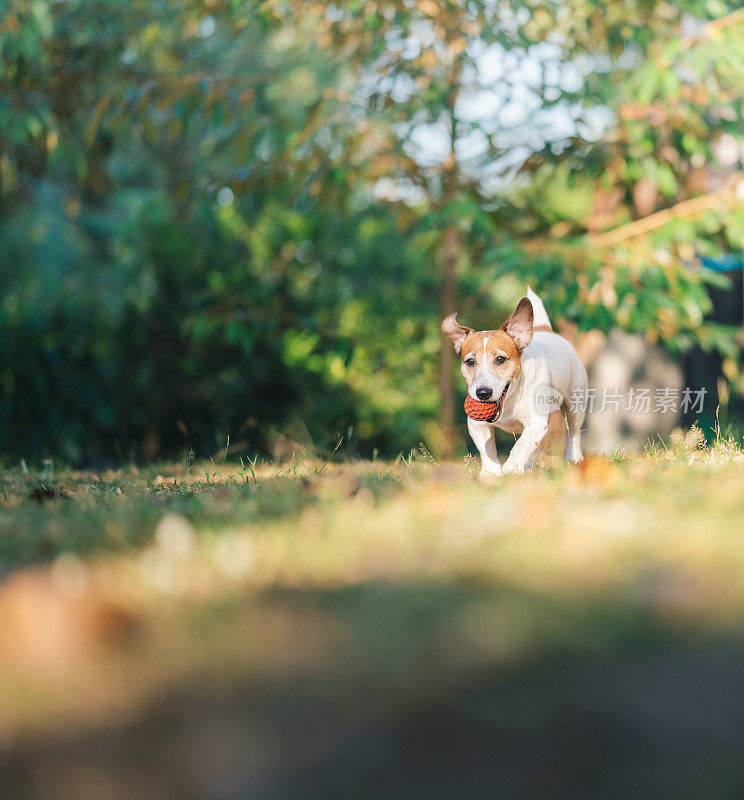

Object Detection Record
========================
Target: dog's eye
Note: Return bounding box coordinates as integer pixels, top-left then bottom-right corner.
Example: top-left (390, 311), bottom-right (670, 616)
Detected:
top-left (495, 355), bottom-right (506, 365)
top-left (464, 357), bottom-right (475, 367)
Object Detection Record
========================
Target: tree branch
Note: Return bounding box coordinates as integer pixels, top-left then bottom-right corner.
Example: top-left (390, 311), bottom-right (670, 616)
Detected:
top-left (588, 174), bottom-right (744, 249)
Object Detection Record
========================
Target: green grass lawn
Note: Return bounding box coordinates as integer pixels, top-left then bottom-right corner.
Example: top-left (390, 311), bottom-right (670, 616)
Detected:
top-left (4, 431), bottom-right (744, 798)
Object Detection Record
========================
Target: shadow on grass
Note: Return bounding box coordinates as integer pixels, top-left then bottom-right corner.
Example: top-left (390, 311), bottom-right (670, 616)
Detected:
top-left (0, 469), bottom-right (404, 571)
top-left (4, 579), bottom-right (744, 799)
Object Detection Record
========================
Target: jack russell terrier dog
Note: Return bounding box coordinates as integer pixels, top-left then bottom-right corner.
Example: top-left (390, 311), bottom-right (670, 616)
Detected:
top-left (442, 288), bottom-right (587, 477)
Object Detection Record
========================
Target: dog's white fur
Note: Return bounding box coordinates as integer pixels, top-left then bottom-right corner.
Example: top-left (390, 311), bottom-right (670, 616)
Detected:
top-left (443, 288), bottom-right (587, 477)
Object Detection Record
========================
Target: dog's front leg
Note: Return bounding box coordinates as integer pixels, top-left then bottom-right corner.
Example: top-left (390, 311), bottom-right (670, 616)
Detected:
top-left (467, 417), bottom-right (502, 477)
top-left (502, 416), bottom-right (550, 475)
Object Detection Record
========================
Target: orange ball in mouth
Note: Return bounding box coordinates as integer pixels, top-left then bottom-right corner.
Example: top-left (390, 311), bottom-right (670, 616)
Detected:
top-left (464, 394), bottom-right (499, 422)
top-left (464, 385), bottom-right (509, 422)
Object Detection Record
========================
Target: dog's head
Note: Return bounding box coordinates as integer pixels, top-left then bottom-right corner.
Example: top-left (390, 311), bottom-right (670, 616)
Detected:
top-left (441, 297), bottom-right (533, 410)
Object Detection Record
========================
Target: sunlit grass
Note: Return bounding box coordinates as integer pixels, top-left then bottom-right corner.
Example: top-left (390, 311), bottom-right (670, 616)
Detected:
top-left (2, 429), bottom-right (744, 740)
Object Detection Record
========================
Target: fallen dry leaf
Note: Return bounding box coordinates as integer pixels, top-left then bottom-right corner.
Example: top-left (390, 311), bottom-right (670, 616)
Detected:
top-left (571, 455), bottom-right (618, 486)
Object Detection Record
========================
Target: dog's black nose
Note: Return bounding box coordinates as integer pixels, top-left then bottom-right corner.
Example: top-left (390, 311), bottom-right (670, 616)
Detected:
top-left (476, 387), bottom-right (492, 401)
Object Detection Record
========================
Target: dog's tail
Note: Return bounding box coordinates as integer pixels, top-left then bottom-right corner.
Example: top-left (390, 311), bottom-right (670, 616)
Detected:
top-left (526, 286), bottom-right (553, 332)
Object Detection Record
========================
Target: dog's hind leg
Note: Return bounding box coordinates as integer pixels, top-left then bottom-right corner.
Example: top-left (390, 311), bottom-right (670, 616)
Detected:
top-left (562, 400), bottom-right (585, 463)
top-left (562, 357), bottom-right (588, 463)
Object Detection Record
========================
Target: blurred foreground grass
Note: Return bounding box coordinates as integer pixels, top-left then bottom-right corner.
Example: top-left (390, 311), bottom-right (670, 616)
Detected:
top-left (4, 431), bottom-right (744, 798)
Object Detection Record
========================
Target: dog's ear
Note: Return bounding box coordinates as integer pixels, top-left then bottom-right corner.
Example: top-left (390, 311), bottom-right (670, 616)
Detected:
top-left (501, 297), bottom-right (533, 351)
top-left (441, 313), bottom-right (473, 355)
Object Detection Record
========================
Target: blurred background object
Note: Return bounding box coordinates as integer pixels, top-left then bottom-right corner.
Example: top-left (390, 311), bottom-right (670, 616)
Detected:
top-left (2, 0), bottom-right (744, 464)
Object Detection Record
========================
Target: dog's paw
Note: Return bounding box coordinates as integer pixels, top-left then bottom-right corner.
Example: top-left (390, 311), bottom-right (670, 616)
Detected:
top-left (502, 460), bottom-right (524, 476)
top-left (479, 466), bottom-right (502, 481)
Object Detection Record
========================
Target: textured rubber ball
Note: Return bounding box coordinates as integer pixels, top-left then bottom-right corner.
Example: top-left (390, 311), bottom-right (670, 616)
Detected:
top-left (464, 394), bottom-right (499, 422)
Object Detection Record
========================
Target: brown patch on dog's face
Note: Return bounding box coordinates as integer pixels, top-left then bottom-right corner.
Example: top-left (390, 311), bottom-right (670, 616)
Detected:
top-left (461, 330), bottom-right (521, 371)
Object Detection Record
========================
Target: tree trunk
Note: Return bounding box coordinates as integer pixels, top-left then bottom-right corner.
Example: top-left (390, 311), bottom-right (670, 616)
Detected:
top-left (438, 60), bottom-right (462, 457)
top-left (438, 223), bottom-right (459, 455)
